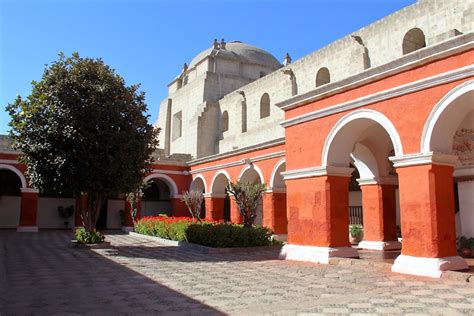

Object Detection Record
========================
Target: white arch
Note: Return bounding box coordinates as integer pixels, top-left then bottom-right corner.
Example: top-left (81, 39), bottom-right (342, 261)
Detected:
top-left (190, 174), bottom-right (207, 193)
top-left (0, 164), bottom-right (27, 188)
top-left (421, 80), bottom-right (474, 153)
top-left (270, 158), bottom-right (286, 188)
top-left (322, 109), bottom-right (404, 167)
top-left (238, 163), bottom-right (264, 184)
top-left (143, 173), bottom-right (178, 197)
top-left (350, 143), bottom-right (379, 179)
top-left (210, 170), bottom-right (231, 194)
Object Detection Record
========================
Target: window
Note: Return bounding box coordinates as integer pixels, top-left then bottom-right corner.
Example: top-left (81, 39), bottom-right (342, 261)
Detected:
top-left (220, 111), bottom-right (229, 133)
top-left (260, 93), bottom-right (270, 119)
top-left (402, 28), bottom-right (426, 55)
top-left (172, 111), bottom-right (182, 140)
top-left (315, 67), bottom-right (330, 87)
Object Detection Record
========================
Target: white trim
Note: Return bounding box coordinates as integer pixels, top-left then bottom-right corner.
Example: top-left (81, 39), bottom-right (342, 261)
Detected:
top-left (0, 163), bottom-right (27, 188)
top-left (20, 188), bottom-right (39, 193)
top-left (279, 244), bottom-right (359, 264)
top-left (143, 173), bottom-right (179, 198)
top-left (0, 159), bottom-right (18, 164)
top-left (420, 80), bottom-right (474, 153)
top-left (17, 226), bottom-right (38, 233)
top-left (238, 163), bottom-right (265, 183)
top-left (389, 152), bottom-right (458, 168)
top-left (269, 158), bottom-right (286, 188)
top-left (277, 33), bottom-right (474, 111)
top-left (203, 193), bottom-right (227, 198)
top-left (188, 138), bottom-right (285, 167)
top-left (322, 110), bottom-right (404, 167)
top-left (281, 166), bottom-right (354, 180)
top-left (210, 170), bottom-right (231, 194)
top-left (190, 151), bottom-right (285, 175)
top-left (357, 240), bottom-right (401, 251)
top-left (190, 174), bottom-right (207, 193)
top-left (266, 187), bottom-right (287, 194)
top-left (151, 169), bottom-right (188, 175)
top-left (454, 166), bottom-right (474, 178)
top-left (356, 176), bottom-right (398, 186)
top-left (391, 254), bottom-right (468, 278)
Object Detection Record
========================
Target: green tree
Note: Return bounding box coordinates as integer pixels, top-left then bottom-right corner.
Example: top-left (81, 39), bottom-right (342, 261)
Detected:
top-left (6, 52), bottom-right (159, 234)
top-left (226, 181), bottom-right (266, 228)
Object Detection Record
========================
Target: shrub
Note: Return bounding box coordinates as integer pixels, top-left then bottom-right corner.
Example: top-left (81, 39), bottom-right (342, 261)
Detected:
top-left (180, 190), bottom-right (204, 220)
top-left (187, 222), bottom-right (274, 248)
top-left (457, 236), bottom-right (474, 250)
top-left (349, 224), bottom-right (363, 239)
top-left (75, 227), bottom-right (105, 244)
top-left (226, 181), bottom-right (267, 228)
top-left (134, 216), bottom-right (278, 248)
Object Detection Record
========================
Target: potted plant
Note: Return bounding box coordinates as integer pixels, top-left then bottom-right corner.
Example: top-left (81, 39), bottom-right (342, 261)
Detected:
top-left (58, 205), bottom-right (74, 228)
top-left (457, 236), bottom-right (474, 258)
top-left (349, 224), bottom-right (363, 244)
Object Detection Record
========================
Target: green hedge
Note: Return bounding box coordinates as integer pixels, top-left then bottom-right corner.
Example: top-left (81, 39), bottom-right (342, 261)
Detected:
top-left (186, 222), bottom-right (274, 248)
top-left (134, 216), bottom-right (277, 247)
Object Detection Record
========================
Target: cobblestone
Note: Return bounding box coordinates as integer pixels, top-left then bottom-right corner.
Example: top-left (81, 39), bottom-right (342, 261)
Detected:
top-left (1, 231), bottom-right (473, 315)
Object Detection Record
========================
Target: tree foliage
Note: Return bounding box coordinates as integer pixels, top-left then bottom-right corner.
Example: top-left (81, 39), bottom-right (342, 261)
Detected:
top-left (226, 181), bottom-right (266, 228)
top-left (6, 52), bottom-right (159, 233)
top-left (180, 190), bottom-right (204, 221)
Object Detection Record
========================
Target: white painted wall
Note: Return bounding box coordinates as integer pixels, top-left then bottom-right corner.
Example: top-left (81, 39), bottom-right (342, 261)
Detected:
top-left (457, 180), bottom-right (474, 238)
top-left (107, 199), bottom-right (124, 229)
top-left (0, 196), bottom-right (20, 228)
top-left (37, 197), bottom-right (75, 229)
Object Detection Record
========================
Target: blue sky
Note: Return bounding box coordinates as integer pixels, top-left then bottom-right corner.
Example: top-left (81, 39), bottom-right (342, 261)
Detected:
top-left (0, 0), bottom-right (416, 135)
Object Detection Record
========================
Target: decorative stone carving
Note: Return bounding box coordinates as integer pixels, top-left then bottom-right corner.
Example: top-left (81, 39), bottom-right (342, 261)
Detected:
top-left (283, 53), bottom-right (292, 66)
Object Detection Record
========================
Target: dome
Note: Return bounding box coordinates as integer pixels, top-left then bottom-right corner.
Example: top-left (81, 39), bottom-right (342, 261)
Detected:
top-left (188, 41), bottom-right (281, 69)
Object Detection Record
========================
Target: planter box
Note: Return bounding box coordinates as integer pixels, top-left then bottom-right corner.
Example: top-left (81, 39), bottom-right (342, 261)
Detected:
top-left (70, 240), bottom-right (111, 249)
top-left (129, 232), bottom-right (282, 255)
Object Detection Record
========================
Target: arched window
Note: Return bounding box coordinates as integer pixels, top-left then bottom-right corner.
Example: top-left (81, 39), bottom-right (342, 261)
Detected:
top-left (315, 67), bottom-right (330, 87)
top-left (220, 111), bottom-right (229, 133)
top-left (260, 93), bottom-right (270, 119)
top-left (402, 28), bottom-right (426, 55)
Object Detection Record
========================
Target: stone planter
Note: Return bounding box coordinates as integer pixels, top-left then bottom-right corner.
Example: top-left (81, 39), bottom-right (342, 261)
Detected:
top-left (70, 240), bottom-right (111, 249)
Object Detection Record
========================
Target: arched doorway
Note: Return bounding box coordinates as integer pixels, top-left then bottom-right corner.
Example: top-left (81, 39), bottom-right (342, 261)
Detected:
top-left (0, 168), bottom-right (22, 228)
top-left (421, 81), bottom-right (474, 239)
top-left (141, 178), bottom-right (173, 216)
top-left (190, 176), bottom-right (206, 219)
top-left (268, 159), bottom-right (288, 235)
top-left (210, 171), bottom-right (231, 221)
top-left (323, 109), bottom-right (403, 251)
top-left (239, 165), bottom-right (264, 226)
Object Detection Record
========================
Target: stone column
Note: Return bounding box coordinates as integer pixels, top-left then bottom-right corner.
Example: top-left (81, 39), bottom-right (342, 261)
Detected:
top-left (357, 179), bottom-right (401, 250)
top-left (204, 194), bottom-right (225, 221)
top-left (170, 197), bottom-right (189, 217)
top-left (280, 167), bottom-right (358, 263)
top-left (390, 153), bottom-right (468, 277)
top-left (262, 190), bottom-right (287, 234)
top-left (17, 188), bottom-right (39, 232)
top-left (229, 196), bottom-right (242, 224)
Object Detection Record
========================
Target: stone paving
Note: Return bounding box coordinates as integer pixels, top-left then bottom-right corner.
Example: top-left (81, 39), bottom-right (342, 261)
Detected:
top-left (0, 231), bottom-right (473, 315)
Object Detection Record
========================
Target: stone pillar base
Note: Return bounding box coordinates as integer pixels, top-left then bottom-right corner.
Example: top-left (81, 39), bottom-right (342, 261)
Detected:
top-left (391, 254), bottom-right (468, 278)
top-left (358, 240), bottom-right (402, 251)
top-left (121, 226), bottom-right (134, 232)
top-left (17, 226), bottom-right (38, 233)
top-left (279, 244), bottom-right (359, 264)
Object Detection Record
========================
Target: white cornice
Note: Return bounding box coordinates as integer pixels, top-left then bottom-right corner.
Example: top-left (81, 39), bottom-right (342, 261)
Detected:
top-left (281, 166), bottom-right (354, 180)
top-left (453, 166), bottom-right (474, 178)
top-left (277, 33), bottom-right (474, 112)
top-left (389, 152), bottom-right (458, 168)
top-left (0, 159), bottom-right (18, 164)
top-left (357, 176), bottom-right (398, 186)
top-left (190, 151), bottom-right (285, 175)
top-left (151, 169), bottom-right (189, 176)
top-left (281, 64), bottom-right (474, 128)
top-left (266, 187), bottom-right (287, 194)
top-left (187, 138), bottom-right (285, 167)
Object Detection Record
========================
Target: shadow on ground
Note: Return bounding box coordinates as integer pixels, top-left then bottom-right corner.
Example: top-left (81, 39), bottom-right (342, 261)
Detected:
top-left (0, 231), bottom-right (224, 315)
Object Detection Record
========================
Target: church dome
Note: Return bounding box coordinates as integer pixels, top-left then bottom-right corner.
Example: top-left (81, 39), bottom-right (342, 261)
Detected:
top-left (188, 40), bottom-right (281, 69)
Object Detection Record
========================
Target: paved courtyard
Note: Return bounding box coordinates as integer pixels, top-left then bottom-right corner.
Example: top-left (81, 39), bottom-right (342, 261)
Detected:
top-left (0, 231), bottom-right (473, 315)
